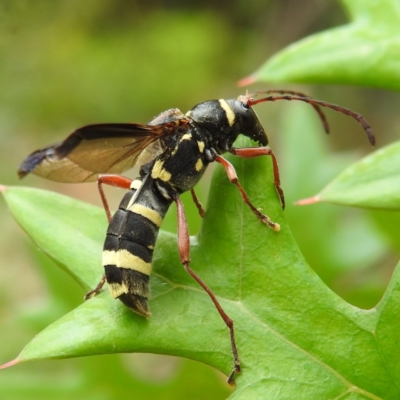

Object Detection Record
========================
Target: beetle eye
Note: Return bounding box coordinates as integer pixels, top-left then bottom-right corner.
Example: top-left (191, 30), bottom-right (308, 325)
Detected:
top-left (241, 101), bottom-right (250, 110)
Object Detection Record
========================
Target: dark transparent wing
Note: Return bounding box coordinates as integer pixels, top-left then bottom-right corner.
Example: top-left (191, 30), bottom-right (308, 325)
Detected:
top-left (18, 123), bottom-right (165, 182)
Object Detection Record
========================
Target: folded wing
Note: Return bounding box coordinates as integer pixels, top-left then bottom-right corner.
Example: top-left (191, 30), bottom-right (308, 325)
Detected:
top-left (18, 123), bottom-right (164, 182)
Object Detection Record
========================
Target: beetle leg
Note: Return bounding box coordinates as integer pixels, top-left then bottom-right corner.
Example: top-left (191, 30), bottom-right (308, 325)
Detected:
top-left (190, 188), bottom-right (205, 218)
top-left (84, 274), bottom-right (107, 300)
top-left (97, 174), bottom-right (133, 222)
top-left (213, 154), bottom-right (280, 231)
top-left (229, 147), bottom-right (285, 209)
top-left (173, 193), bottom-right (240, 384)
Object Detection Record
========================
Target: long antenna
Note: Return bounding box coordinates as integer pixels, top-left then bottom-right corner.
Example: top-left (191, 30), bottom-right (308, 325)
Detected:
top-left (245, 90), bottom-right (375, 146)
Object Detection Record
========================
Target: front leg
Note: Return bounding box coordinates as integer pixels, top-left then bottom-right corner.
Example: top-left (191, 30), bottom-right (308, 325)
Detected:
top-left (229, 147), bottom-right (285, 210)
top-left (212, 153), bottom-right (280, 232)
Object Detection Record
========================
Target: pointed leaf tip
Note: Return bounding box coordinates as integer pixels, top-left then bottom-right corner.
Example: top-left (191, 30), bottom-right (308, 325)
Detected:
top-left (0, 358), bottom-right (21, 369)
top-left (294, 195), bottom-right (321, 206)
top-left (237, 75), bottom-right (256, 87)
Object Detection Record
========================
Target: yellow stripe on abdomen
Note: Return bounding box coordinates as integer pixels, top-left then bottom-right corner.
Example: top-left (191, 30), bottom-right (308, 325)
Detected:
top-left (108, 281), bottom-right (129, 298)
top-left (128, 203), bottom-right (163, 227)
top-left (103, 249), bottom-right (152, 276)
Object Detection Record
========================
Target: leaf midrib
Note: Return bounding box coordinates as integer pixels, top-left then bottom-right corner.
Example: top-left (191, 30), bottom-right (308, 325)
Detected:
top-left (150, 262), bottom-right (384, 399)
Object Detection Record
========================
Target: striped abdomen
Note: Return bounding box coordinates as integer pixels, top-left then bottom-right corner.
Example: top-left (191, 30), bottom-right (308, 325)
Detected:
top-left (103, 177), bottom-right (172, 317)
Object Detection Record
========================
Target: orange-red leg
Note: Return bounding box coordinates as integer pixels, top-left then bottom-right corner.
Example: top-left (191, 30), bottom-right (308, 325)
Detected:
top-left (190, 188), bottom-right (205, 218)
top-left (174, 194), bottom-right (240, 384)
top-left (229, 146), bottom-right (285, 209)
top-left (213, 154), bottom-right (280, 232)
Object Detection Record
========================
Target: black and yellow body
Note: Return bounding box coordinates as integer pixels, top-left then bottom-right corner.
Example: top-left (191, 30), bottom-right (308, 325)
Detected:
top-left (102, 174), bottom-right (167, 317)
top-left (19, 96), bottom-right (271, 319)
top-left (18, 90), bottom-right (374, 382)
top-left (100, 98), bottom-right (265, 316)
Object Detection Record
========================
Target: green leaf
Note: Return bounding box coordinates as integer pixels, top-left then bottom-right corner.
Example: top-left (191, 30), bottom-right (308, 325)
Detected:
top-left (277, 106), bottom-right (388, 308)
top-left (2, 186), bottom-right (106, 290)
top-left (241, 0), bottom-right (400, 90)
top-left (2, 143), bottom-right (400, 398)
top-left (298, 141), bottom-right (400, 210)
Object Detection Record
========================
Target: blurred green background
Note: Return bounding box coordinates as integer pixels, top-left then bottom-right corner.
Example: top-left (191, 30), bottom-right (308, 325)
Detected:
top-left (1, 1), bottom-right (399, 398)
